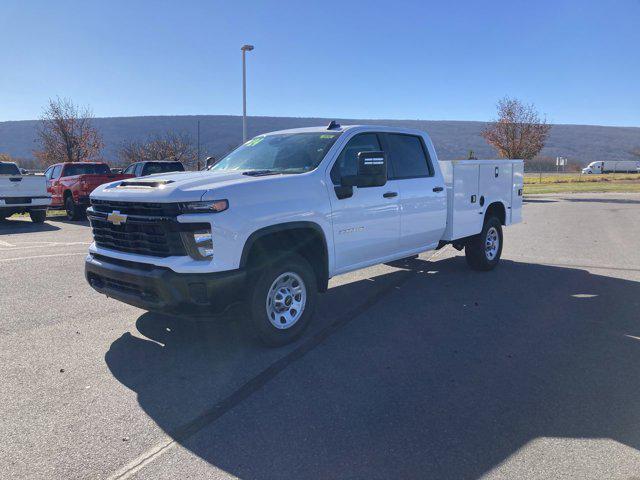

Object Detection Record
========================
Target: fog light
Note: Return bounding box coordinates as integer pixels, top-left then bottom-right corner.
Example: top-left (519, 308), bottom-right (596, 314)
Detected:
top-left (193, 230), bottom-right (213, 258)
top-left (181, 228), bottom-right (214, 260)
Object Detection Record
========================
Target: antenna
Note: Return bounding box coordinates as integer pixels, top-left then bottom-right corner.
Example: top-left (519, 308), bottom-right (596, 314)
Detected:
top-left (327, 120), bottom-right (340, 130)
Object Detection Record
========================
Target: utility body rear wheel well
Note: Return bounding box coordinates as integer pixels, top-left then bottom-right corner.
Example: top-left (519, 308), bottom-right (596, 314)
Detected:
top-left (485, 202), bottom-right (506, 225)
top-left (241, 223), bottom-right (329, 292)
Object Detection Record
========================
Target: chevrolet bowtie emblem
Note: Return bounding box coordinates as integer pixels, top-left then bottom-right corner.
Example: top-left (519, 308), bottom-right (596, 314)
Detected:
top-left (107, 210), bottom-right (127, 226)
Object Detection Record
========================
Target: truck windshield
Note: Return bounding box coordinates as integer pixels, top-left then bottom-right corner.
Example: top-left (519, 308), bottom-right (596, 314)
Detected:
top-left (0, 163), bottom-right (21, 175)
top-left (210, 132), bottom-right (341, 174)
top-left (65, 164), bottom-right (111, 176)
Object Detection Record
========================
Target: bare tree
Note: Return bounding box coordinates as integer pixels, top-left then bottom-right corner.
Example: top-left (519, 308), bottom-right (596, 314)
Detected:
top-left (482, 97), bottom-right (551, 160)
top-left (118, 132), bottom-right (198, 169)
top-left (34, 97), bottom-right (103, 166)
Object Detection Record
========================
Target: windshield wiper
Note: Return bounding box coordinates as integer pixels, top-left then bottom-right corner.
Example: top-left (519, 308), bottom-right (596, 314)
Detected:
top-left (242, 170), bottom-right (281, 177)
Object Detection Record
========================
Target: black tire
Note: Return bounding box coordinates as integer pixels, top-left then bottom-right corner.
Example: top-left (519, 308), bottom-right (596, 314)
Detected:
top-left (65, 196), bottom-right (81, 221)
top-left (465, 216), bottom-right (503, 271)
top-left (248, 252), bottom-right (317, 347)
top-left (29, 209), bottom-right (47, 223)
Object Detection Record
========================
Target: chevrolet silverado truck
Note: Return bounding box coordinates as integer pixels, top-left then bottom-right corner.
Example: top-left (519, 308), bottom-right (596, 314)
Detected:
top-left (0, 161), bottom-right (50, 223)
top-left (44, 162), bottom-right (133, 220)
top-left (85, 124), bottom-right (523, 346)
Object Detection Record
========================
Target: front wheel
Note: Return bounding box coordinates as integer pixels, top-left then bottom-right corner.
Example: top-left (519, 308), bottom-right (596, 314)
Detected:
top-left (248, 252), bottom-right (317, 347)
top-left (465, 216), bottom-right (503, 271)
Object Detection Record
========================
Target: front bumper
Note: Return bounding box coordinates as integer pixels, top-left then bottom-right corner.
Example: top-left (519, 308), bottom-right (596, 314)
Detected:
top-left (85, 253), bottom-right (246, 315)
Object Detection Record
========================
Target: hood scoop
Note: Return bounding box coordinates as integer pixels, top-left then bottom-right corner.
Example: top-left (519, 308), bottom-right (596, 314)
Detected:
top-left (117, 179), bottom-right (175, 189)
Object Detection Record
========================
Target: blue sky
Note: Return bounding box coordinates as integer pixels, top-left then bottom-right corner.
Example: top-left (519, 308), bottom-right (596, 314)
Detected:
top-left (1, 0), bottom-right (639, 126)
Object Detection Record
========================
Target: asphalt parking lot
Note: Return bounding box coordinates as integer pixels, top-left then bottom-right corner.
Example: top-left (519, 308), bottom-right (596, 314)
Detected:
top-left (1, 192), bottom-right (640, 480)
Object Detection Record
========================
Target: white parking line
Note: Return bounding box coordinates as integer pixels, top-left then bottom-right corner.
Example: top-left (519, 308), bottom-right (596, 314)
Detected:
top-left (0, 241), bottom-right (91, 251)
top-left (0, 252), bottom-right (87, 262)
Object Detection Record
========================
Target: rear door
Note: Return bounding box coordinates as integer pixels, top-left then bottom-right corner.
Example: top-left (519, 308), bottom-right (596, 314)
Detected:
top-left (382, 133), bottom-right (447, 252)
top-left (328, 133), bottom-right (401, 272)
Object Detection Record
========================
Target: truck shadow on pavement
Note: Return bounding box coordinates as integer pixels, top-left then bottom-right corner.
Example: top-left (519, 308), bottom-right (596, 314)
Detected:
top-left (106, 256), bottom-right (640, 479)
top-left (0, 218), bottom-right (61, 233)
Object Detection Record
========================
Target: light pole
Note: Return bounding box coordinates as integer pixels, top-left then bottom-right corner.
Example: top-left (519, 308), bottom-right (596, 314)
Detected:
top-left (241, 44), bottom-right (254, 143)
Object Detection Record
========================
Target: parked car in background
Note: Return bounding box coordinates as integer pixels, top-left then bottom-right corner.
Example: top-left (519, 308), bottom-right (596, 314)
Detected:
top-left (44, 162), bottom-right (133, 220)
top-left (122, 160), bottom-right (185, 177)
top-left (582, 160), bottom-right (640, 174)
top-left (0, 161), bottom-right (50, 223)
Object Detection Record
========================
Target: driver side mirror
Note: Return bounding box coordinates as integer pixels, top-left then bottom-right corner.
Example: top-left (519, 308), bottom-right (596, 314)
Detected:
top-left (341, 151), bottom-right (388, 188)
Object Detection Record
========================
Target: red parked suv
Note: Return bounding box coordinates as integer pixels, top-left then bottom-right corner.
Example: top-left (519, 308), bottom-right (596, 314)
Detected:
top-left (44, 162), bottom-right (133, 220)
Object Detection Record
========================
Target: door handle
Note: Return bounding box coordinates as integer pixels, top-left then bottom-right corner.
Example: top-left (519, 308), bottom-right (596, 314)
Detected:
top-left (383, 191), bottom-right (398, 198)
top-left (433, 186), bottom-right (443, 192)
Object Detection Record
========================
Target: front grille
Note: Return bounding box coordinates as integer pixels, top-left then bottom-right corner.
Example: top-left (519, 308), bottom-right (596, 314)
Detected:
top-left (88, 200), bottom-right (195, 257)
top-left (89, 215), bottom-right (186, 257)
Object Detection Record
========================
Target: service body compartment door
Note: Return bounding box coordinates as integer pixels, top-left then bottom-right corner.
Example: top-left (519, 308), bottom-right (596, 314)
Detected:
top-left (440, 162), bottom-right (481, 241)
top-left (510, 162), bottom-right (524, 224)
top-left (479, 163), bottom-right (512, 209)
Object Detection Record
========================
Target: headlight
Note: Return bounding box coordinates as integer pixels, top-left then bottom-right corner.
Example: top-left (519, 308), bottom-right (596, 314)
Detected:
top-left (181, 228), bottom-right (214, 260)
top-left (180, 200), bottom-right (228, 214)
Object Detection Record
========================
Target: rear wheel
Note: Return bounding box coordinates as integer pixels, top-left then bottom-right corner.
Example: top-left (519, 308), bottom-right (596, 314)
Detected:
top-left (248, 252), bottom-right (317, 347)
top-left (465, 216), bottom-right (503, 271)
top-left (29, 209), bottom-right (47, 223)
top-left (65, 196), bottom-right (81, 221)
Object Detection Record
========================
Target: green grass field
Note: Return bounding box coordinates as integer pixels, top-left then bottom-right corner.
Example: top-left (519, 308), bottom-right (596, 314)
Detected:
top-left (524, 173), bottom-right (640, 194)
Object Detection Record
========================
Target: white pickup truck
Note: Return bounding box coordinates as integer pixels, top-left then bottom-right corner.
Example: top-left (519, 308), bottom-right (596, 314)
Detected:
top-left (85, 124), bottom-right (523, 345)
top-left (0, 162), bottom-right (50, 223)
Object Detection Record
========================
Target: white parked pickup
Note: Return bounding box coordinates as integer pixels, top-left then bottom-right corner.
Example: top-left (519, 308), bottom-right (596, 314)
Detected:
top-left (85, 124), bottom-right (523, 345)
top-left (0, 162), bottom-right (50, 223)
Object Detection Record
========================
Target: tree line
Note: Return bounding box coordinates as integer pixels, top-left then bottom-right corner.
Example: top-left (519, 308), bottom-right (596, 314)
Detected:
top-left (30, 97), bottom-right (201, 169)
top-left (2, 96), bottom-right (638, 170)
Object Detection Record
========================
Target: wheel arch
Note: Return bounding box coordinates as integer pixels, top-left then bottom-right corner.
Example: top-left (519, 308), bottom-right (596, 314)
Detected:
top-left (484, 201), bottom-right (507, 225)
top-left (240, 222), bottom-right (330, 292)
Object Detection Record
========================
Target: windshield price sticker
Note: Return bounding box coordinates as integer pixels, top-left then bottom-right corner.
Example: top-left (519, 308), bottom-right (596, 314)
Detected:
top-left (245, 136), bottom-right (265, 147)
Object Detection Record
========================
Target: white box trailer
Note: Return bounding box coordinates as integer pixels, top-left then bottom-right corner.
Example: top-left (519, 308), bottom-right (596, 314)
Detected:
top-left (439, 159), bottom-right (524, 241)
top-left (582, 160), bottom-right (640, 174)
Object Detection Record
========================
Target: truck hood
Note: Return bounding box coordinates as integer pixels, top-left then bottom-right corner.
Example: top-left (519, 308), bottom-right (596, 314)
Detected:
top-left (91, 170), bottom-right (285, 202)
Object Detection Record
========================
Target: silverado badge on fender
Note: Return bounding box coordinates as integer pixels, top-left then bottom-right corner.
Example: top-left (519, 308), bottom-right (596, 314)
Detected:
top-left (107, 210), bottom-right (127, 226)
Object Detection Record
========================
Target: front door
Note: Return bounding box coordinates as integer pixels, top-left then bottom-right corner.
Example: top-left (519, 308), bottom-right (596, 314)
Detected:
top-left (328, 133), bottom-right (401, 273)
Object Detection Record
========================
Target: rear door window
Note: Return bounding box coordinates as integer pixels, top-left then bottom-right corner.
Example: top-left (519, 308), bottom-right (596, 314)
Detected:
top-left (331, 133), bottom-right (381, 185)
top-left (384, 134), bottom-right (433, 179)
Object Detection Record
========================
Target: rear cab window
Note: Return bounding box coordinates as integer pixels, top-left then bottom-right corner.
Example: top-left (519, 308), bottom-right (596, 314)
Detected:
top-left (63, 164), bottom-right (111, 176)
top-left (0, 163), bottom-right (20, 175)
top-left (383, 133), bottom-right (433, 179)
top-left (143, 162), bottom-right (185, 176)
